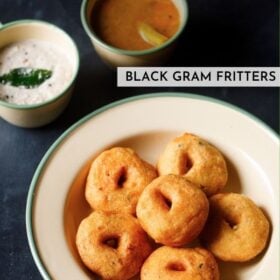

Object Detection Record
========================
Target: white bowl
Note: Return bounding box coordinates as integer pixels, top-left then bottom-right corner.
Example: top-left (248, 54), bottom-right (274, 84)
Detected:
top-left (26, 93), bottom-right (279, 280)
top-left (0, 20), bottom-right (79, 128)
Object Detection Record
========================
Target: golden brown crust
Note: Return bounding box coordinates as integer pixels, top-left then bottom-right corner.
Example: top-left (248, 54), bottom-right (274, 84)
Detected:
top-left (157, 133), bottom-right (228, 196)
top-left (141, 246), bottom-right (219, 280)
top-left (76, 211), bottom-right (153, 280)
top-left (136, 174), bottom-right (209, 246)
top-left (86, 147), bottom-right (157, 214)
top-left (201, 193), bottom-right (270, 262)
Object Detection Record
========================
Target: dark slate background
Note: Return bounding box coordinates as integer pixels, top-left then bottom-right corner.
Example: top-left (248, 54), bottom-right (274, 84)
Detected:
top-left (0, 0), bottom-right (279, 279)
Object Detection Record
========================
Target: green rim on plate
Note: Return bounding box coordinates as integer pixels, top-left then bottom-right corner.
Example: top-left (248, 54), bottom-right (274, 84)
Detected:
top-left (0, 19), bottom-right (80, 110)
top-left (26, 92), bottom-right (279, 280)
top-left (80, 0), bottom-right (189, 56)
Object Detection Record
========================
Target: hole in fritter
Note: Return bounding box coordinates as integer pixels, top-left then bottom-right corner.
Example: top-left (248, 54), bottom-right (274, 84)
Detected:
top-left (185, 156), bottom-right (193, 173)
top-left (158, 192), bottom-right (172, 210)
top-left (224, 216), bottom-right (238, 230)
top-left (198, 263), bottom-right (204, 269)
top-left (167, 262), bottom-right (186, 271)
top-left (180, 154), bottom-right (193, 174)
top-left (117, 168), bottom-right (127, 188)
top-left (102, 236), bottom-right (120, 249)
top-left (200, 185), bottom-right (207, 192)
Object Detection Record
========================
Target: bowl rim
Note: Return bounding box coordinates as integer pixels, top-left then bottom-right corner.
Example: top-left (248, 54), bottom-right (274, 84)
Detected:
top-left (80, 0), bottom-right (189, 56)
top-left (0, 19), bottom-right (80, 110)
top-left (25, 92), bottom-right (279, 280)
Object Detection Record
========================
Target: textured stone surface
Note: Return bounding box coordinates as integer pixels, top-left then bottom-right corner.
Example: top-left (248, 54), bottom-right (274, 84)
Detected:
top-left (0, 0), bottom-right (278, 279)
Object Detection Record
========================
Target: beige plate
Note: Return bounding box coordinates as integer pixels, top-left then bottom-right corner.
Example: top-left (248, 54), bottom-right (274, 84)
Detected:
top-left (26, 93), bottom-right (279, 280)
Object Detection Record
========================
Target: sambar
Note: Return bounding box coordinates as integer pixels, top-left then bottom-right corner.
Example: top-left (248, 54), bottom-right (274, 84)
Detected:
top-left (91, 0), bottom-right (180, 50)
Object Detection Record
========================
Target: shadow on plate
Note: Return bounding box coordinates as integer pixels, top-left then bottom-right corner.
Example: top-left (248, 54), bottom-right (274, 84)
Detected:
top-left (223, 156), bottom-right (243, 194)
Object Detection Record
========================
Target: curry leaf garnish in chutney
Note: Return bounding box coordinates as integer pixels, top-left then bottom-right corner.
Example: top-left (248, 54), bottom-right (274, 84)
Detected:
top-left (0, 67), bottom-right (52, 88)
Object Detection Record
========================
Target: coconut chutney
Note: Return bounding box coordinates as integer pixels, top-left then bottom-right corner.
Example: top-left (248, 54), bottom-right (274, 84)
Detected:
top-left (0, 39), bottom-right (73, 105)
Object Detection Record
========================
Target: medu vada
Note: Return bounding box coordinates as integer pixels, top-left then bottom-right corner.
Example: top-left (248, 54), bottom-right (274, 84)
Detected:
top-left (76, 211), bottom-right (153, 280)
top-left (201, 193), bottom-right (270, 262)
top-left (157, 133), bottom-right (228, 196)
top-left (85, 147), bottom-right (157, 214)
top-left (136, 174), bottom-right (209, 246)
top-left (141, 246), bottom-right (220, 280)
